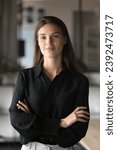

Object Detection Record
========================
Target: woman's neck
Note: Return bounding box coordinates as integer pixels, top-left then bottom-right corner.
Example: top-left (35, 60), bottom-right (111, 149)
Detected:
top-left (43, 58), bottom-right (63, 80)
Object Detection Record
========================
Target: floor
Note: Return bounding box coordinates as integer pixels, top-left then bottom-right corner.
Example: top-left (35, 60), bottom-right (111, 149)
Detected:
top-left (80, 118), bottom-right (100, 150)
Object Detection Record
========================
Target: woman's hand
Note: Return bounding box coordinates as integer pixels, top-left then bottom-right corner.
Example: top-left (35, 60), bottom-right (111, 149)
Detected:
top-left (60, 106), bottom-right (90, 128)
top-left (17, 100), bottom-right (32, 115)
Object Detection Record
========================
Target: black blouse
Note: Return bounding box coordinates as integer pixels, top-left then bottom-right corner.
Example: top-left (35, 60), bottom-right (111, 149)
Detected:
top-left (9, 65), bottom-right (90, 148)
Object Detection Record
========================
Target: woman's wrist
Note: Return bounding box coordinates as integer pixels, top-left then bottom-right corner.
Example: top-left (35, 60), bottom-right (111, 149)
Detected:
top-left (60, 112), bottom-right (77, 128)
top-left (60, 119), bottom-right (67, 128)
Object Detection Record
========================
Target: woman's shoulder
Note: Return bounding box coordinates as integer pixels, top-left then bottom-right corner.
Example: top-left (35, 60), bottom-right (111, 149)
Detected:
top-left (18, 66), bottom-right (41, 77)
top-left (70, 70), bottom-right (89, 83)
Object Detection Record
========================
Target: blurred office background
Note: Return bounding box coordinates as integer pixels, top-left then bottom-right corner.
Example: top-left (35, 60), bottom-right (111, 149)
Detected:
top-left (0, 0), bottom-right (100, 149)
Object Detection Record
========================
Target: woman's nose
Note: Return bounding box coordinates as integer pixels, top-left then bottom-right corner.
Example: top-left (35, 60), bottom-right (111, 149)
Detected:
top-left (46, 36), bottom-right (53, 45)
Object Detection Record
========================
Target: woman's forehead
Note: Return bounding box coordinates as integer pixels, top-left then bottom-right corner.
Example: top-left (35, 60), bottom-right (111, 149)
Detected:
top-left (37, 23), bottom-right (63, 35)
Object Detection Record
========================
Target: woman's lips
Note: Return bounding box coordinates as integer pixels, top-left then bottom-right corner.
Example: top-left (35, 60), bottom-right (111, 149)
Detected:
top-left (45, 47), bottom-right (55, 50)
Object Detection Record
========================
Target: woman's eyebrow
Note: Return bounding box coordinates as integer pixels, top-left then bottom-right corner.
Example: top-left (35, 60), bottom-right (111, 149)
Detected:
top-left (39, 32), bottom-right (62, 36)
top-left (52, 32), bottom-right (61, 34)
top-left (39, 33), bottom-right (46, 36)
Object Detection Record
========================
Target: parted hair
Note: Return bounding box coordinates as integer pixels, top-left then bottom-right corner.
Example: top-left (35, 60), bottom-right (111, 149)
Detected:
top-left (33, 16), bottom-right (78, 72)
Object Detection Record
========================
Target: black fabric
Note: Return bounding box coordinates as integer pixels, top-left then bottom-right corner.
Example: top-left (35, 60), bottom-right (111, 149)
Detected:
top-left (9, 65), bottom-right (89, 148)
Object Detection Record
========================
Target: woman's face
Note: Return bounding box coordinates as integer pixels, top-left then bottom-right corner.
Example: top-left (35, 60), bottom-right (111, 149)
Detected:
top-left (37, 23), bottom-right (66, 59)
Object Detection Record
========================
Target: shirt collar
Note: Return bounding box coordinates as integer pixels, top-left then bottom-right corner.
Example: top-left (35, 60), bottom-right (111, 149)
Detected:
top-left (33, 63), bottom-right (70, 78)
top-left (33, 64), bottom-right (42, 78)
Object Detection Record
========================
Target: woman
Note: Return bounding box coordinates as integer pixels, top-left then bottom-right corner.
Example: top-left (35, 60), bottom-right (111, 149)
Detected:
top-left (9, 16), bottom-right (90, 150)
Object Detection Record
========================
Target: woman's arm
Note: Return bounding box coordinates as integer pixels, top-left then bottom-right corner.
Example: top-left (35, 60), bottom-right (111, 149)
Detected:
top-left (60, 106), bottom-right (89, 128)
top-left (17, 100), bottom-right (32, 115)
top-left (56, 76), bottom-right (90, 148)
top-left (9, 71), bottom-right (60, 138)
top-left (9, 71), bottom-right (89, 147)
top-left (16, 100), bottom-right (89, 128)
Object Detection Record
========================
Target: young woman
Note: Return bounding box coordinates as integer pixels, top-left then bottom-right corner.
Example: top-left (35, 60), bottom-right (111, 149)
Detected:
top-left (9, 16), bottom-right (90, 150)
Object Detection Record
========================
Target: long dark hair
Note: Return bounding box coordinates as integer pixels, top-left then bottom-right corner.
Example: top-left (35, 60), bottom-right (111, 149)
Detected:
top-left (33, 16), bottom-right (78, 72)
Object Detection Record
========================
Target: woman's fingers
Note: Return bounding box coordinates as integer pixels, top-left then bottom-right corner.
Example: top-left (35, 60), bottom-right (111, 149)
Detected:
top-left (17, 103), bottom-right (27, 113)
top-left (75, 111), bottom-right (90, 119)
top-left (74, 106), bottom-right (90, 122)
top-left (17, 100), bottom-right (31, 114)
top-left (74, 106), bottom-right (87, 112)
top-left (76, 114), bottom-right (90, 122)
top-left (77, 118), bottom-right (88, 122)
top-left (18, 101), bottom-right (28, 109)
top-left (75, 110), bottom-right (89, 116)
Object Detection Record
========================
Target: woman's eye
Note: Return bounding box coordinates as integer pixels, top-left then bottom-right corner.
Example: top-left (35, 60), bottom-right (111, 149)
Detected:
top-left (40, 36), bottom-right (46, 40)
top-left (53, 34), bottom-right (60, 38)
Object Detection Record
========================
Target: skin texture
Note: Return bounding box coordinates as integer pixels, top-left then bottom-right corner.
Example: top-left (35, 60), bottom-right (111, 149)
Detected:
top-left (16, 23), bottom-right (90, 128)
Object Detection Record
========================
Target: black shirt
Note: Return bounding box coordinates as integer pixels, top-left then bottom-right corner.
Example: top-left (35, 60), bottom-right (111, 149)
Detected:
top-left (9, 65), bottom-right (90, 148)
